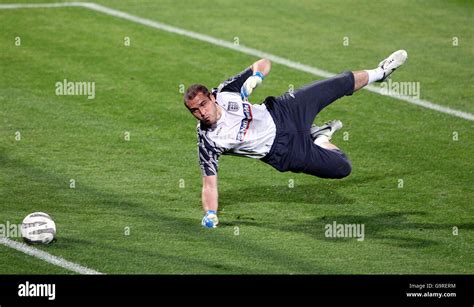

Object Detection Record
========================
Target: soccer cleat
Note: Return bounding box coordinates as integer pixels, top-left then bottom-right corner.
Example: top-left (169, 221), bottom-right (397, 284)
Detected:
top-left (311, 120), bottom-right (343, 141)
top-left (201, 210), bottom-right (219, 228)
top-left (377, 49), bottom-right (408, 82)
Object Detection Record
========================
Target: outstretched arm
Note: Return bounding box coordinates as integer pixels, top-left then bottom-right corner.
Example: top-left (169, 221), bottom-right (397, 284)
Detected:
top-left (201, 175), bottom-right (220, 228)
top-left (202, 175), bottom-right (218, 212)
top-left (197, 129), bottom-right (221, 227)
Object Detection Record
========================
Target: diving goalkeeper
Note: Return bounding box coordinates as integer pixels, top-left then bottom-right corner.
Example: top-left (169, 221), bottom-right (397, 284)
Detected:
top-left (184, 50), bottom-right (407, 228)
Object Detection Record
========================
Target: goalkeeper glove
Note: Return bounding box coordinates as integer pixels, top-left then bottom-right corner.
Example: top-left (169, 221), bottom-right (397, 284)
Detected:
top-left (240, 71), bottom-right (265, 100)
top-left (201, 210), bottom-right (219, 228)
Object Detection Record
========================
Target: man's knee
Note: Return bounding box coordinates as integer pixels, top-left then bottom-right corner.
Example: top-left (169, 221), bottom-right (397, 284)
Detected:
top-left (303, 158), bottom-right (352, 179)
top-left (332, 160), bottom-right (352, 179)
top-left (326, 149), bottom-right (352, 179)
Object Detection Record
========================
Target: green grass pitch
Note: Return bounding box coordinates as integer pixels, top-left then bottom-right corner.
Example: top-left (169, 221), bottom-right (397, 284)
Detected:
top-left (0, 0), bottom-right (473, 274)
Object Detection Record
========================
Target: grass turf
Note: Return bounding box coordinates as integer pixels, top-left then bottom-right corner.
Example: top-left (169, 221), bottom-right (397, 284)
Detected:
top-left (0, 0), bottom-right (472, 274)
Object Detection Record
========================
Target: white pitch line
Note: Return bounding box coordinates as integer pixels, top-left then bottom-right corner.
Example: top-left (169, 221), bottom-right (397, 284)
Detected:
top-left (0, 2), bottom-right (81, 9)
top-left (0, 2), bottom-right (472, 121)
top-left (365, 85), bottom-right (474, 121)
top-left (80, 3), bottom-right (474, 122)
top-left (0, 237), bottom-right (103, 275)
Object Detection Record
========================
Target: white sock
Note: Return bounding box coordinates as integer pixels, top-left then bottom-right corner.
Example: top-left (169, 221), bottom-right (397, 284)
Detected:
top-left (365, 67), bottom-right (384, 84)
top-left (314, 135), bottom-right (329, 147)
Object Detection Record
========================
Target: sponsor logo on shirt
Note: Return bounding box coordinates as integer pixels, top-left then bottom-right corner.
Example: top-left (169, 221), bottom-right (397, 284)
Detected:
top-left (236, 103), bottom-right (252, 141)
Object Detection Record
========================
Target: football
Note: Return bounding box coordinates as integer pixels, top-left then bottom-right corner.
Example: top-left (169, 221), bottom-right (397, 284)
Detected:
top-left (21, 212), bottom-right (56, 245)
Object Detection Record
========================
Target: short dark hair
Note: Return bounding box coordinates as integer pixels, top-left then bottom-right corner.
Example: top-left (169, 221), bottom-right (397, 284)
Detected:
top-left (184, 84), bottom-right (210, 107)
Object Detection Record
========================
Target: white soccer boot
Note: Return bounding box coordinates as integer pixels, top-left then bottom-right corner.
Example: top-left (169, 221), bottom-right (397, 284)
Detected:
top-left (311, 120), bottom-right (343, 141)
top-left (377, 49), bottom-right (408, 82)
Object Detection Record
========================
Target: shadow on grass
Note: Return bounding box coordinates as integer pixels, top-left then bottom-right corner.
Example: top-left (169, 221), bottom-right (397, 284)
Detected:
top-left (215, 173), bottom-right (471, 250)
top-left (270, 211), bottom-right (474, 249)
top-left (217, 168), bottom-right (413, 207)
top-left (0, 150), bottom-right (330, 273)
top-left (3, 150), bottom-right (471, 273)
top-left (219, 183), bottom-right (355, 206)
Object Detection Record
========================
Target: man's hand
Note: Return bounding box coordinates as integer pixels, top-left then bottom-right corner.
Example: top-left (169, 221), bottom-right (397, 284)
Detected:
top-left (241, 71), bottom-right (264, 100)
top-left (201, 210), bottom-right (219, 228)
top-left (240, 58), bottom-right (271, 100)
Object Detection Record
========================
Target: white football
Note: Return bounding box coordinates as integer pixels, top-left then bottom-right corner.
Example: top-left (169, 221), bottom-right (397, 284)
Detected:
top-left (21, 212), bottom-right (56, 244)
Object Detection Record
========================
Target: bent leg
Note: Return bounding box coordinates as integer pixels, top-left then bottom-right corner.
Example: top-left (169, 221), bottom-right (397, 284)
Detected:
top-left (302, 143), bottom-right (352, 179)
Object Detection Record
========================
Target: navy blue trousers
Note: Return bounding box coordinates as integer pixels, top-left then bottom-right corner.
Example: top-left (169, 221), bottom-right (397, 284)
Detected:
top-left (261, 71), bottom-right (354, 179)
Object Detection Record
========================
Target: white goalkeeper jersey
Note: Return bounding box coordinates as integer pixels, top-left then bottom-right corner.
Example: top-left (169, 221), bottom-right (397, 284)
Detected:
top-left (197, 68), bottom-right (276, 176)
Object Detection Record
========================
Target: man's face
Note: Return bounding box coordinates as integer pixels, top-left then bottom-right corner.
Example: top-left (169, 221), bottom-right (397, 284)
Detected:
top-left (185, 92), bottom-right (219, 125)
